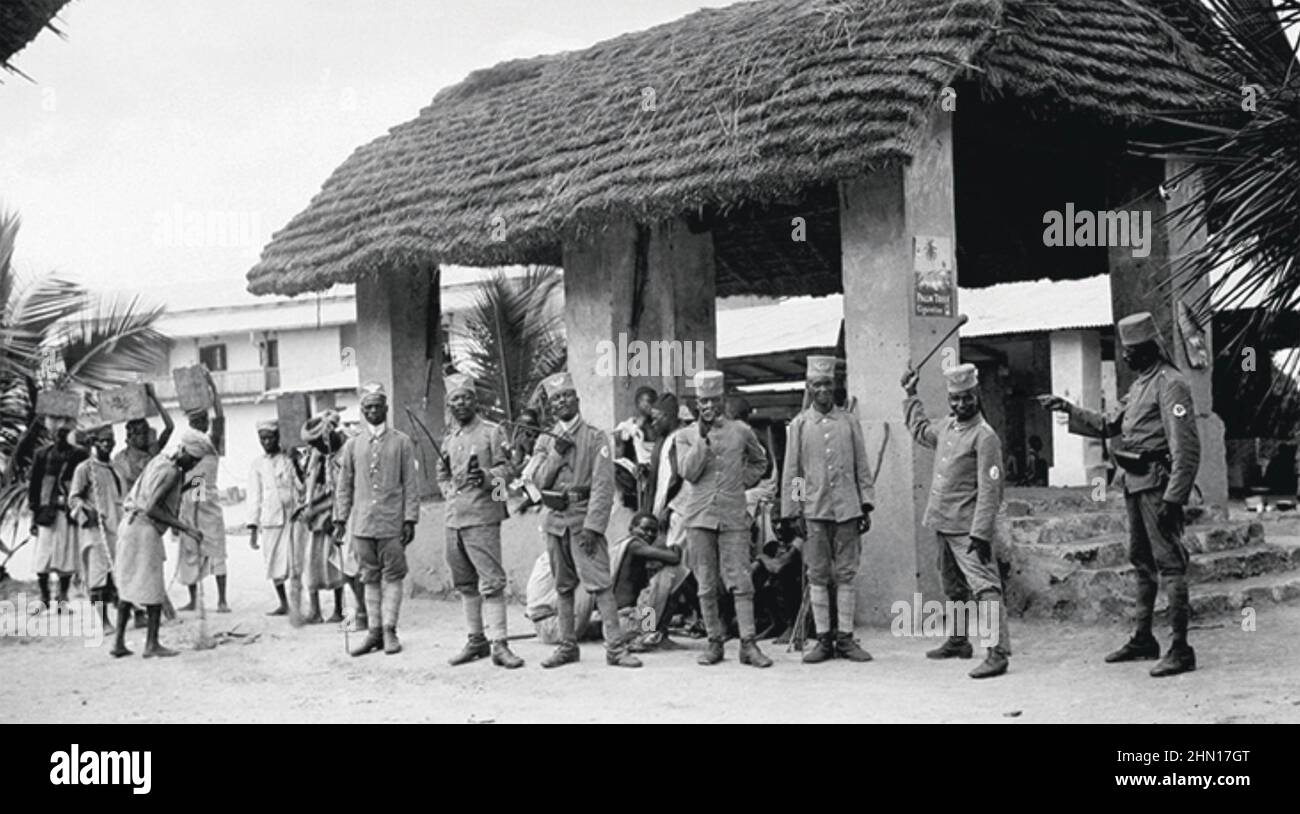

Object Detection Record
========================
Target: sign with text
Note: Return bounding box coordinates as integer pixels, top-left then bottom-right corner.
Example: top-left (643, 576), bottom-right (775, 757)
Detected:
top-left (913, 235), bottom-right (955, 317)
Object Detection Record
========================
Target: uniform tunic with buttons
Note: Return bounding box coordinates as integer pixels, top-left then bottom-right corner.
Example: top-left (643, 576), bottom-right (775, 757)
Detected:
top-left (436, 415), bottom-right (515, 529)
top-left (1066, 362), bottom-right (1200, 503)
top-left (780, 405), bottom-right (875, 521)
top-left (677, 417), bottom-right (768, 531)
top-left (904, 396), bottom-right (1003, 542)
top-left (530, 417), bottom-right (615, 536)
top-left (335, 428), bottom-right (421, 538)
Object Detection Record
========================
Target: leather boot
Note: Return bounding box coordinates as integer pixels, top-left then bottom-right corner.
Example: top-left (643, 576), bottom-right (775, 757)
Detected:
top-left (926, 636), bottom-right (974, 659)
top-left (969, 649), bottom-right (1009, 679)
top-left (491, 640), bottom-right (525, 669)
top-left (383, 626), bottom-right (402, 655)
top-left (606, 646), bottom-right (643, 668)
top-left (541, 641), bottom-right (579, 669)
top-left (350, 627), bottom-right (383, 657)
top-left (1105, 632), bottom-right (1160, 663)
top-left (697, 637), bottom-right (724, 666)
top-left (1150, 643), bottom-right (1196, 677)
top-left (449, 633), bottom-right (490, 666)
top-left (834, 632), bottom-right (873, 662)
top-left (739, 637), bottom-right (773, 668)
top-left (802, 634), bottom-right (834, 664)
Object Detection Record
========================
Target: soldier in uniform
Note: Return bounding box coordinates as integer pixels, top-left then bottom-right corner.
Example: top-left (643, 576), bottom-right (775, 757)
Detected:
top-left (334, 382), bottom-right (420, 656)
top-left (438, 373), bottom-right (524, 669)
top-left (902, 363), bottom-right (1010, 679)
top-left (529, 372), bottom-right (642, 669)
top-left (780, 355), bottom-right (875, 663)
top-left (1041, 311), bottom-right (1201, 677)
top-left (677, 369), bottom-right (772, 668)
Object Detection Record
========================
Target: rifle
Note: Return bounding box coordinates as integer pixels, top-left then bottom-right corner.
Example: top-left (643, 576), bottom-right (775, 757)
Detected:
top-left (403, 407), bottom-right (447, 465)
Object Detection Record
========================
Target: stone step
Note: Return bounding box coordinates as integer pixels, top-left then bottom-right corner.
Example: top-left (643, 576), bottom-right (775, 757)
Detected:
top-left (1004, 512), bottom-right (1265, 548)
top-left (1003, 487), bottom-right (1123, 518)
top-left (1009, 522), bottom-right (1270, 569)
top-left (1184, 569), bottom-right (1300, 617)
top-left (1004, 539), bottom-right (1300, 623)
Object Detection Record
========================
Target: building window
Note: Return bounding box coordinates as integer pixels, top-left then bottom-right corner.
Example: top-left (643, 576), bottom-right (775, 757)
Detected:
top-left (263, 339), bottom-right (279, 369)
top-left (199, 343), bottom-right (228, 372)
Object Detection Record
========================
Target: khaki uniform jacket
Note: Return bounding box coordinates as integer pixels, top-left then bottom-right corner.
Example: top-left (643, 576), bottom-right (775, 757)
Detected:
top-left (335, 427), bottom-right (421, 538)
top-left (436, 415), bottom-right (515, 529)
top-left (677, 417), bottom-right (768, 532)
top-left (530, 416), bottom-right (615, 536)
top-left (1066, 362), bottom-right (1200, 504)
top-left (905, 396), bottom-right (1003, 542)
top-left (781, 405), bottom-right (875, 522)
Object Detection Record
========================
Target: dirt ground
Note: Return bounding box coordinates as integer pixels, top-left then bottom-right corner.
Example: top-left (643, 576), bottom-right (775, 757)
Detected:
top-left (3, 534), bottom-right (1299, 724)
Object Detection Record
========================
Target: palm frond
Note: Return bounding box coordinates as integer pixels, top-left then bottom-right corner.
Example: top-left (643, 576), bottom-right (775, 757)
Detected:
top-left (55, 294), bottom-right (170, 390)
top-left (451, 266), bottom-right (565, 422)
top-left (1132, 0), bottom-right (1300, 359)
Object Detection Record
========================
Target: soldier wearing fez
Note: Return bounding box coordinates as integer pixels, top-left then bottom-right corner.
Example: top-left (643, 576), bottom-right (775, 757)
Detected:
top-left (902, 362), bottom-right (1011, 679)
top-left (1041, 312), bottom-right (1201, 677)
top-left (530, 372), bottom-right (642, 669)
top-left (780, 355), bottom-right (876, 663)
top-left (677, 369), bottom-right (772, 668)
top-left (334, 382), bottom-right (420, 656)
top-left (438, 373), bottom-right (524, 669)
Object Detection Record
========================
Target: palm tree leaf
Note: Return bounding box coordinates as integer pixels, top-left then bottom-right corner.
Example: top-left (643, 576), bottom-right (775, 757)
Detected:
top-left (54, 294), bottom-right (170, 390)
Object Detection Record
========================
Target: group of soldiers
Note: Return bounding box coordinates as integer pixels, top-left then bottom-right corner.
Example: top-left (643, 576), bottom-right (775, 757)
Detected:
top-left (24, 308), bottom-right (1201, 680)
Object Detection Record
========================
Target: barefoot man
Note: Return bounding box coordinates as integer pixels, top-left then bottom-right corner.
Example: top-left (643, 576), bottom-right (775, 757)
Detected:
top-left (175, 372), bottom-right (229, 614)
top-left (69, 423), bottom-right (125, 631)
top-left (247, 419), bottom-right (302, 616)
top-left (111, 430), bottom-right (212, 658)
top-left (300, 411), bottom-right (358, 625)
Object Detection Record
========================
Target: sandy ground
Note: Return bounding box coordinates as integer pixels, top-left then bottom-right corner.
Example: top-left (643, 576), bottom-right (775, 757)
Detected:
top-left (2, 534), bottom-right (1299, 724)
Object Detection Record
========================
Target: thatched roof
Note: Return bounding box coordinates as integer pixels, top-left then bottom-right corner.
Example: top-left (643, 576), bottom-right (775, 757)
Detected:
top-left (1, 0), bottom-right (69, 77)
top-left (248, 0), bottom-right (1218, 297)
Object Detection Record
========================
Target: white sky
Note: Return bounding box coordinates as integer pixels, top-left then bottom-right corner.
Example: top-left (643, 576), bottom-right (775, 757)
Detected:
top-left (1, 1), bottom-right (1296, 311)
top-left (0, 0), bottom-right (733, 308)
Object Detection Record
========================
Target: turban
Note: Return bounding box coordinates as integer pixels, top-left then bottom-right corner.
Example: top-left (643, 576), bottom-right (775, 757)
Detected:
top-left (174, 428), bottom-right (216, 460)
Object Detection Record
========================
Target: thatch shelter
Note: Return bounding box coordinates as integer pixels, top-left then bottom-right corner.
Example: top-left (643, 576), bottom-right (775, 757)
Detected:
top-left (249, 0), bottom-right (1230, 618)
top-left (1, 0), bottom-right (69, 77)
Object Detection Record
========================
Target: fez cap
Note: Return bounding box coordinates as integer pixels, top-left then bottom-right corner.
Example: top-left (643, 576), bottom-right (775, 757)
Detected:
top-left (806, 355), bottom-right (838, 382)
top-left (542, 372), bottom-right (575, 399)
top-left (945, 363), bottom-right (979, 393)
top-left (445, 373), bottom-right (476, 399)
top-left (1117, 312), bottom-right (1160, 347)
top-left (693, 370), bottom-right (725, 398)
top-left (359, 381), bottom-right (387, 406)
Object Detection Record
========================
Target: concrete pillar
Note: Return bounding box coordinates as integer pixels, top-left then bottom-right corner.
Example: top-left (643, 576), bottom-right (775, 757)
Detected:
top-left (561, 218), bottom-right (716, 432)
top-left (355, 265), bottom-right (442, 496)
top-left (1106, 159), bottom-right (1228, 509)
top-left (841, 110), bottom-right (959, 624)
top-left (1048, 329), bottom-right (1104, 486)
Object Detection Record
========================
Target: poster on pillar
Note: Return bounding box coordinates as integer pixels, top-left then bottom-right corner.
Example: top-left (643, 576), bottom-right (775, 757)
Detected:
top-left (913, 235), bottom-right (954, 317)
